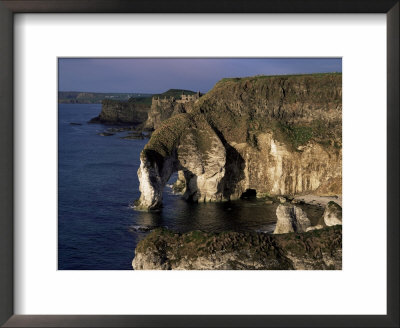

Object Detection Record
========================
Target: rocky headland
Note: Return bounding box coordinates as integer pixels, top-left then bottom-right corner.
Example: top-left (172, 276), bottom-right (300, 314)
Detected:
top-left (135, 73), bottom-right (342, 211)
top-left (132, 225), bottom-right (342, 270)
top-left (89, 89), bottom-right (199, 127)
top-left (89, 98), bottom-right (151, 125)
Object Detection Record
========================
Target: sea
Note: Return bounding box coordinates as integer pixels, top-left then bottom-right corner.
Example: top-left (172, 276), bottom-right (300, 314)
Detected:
top-left (58, 103), bottom-right (321, 270)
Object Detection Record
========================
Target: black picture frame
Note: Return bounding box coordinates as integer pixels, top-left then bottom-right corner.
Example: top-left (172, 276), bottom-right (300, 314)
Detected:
top-left (0, 1), bottom-right (398, 327)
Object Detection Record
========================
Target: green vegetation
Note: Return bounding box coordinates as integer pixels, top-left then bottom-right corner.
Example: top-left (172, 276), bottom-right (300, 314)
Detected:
top-left (142, 114), bottom-right (192, 167)
top-left (129, 96), bottom-right (153, 106)
top-left (142, 113), bottom-right (216, 167)
top-left (218, 72), bottom-right (342, 84)
top-left (278, 123), bottom-right (313, 149)
top-left (183, 230), bottom-right (208, 243)
top-left (152, 89), bottom-right (196, 100)
top-left (189, 73), bottom-right (342, 150)
top-left (276, 225), bottom-right (342, 258)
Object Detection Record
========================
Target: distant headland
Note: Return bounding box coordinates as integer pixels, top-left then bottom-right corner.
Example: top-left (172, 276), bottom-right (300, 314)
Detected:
top-left (58, 91), bottom-right (153, 104)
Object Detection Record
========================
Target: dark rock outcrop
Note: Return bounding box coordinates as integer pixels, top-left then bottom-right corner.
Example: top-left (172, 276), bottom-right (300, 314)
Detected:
top-left (120, 132), bottom-right (145, 140)
top-left (132, 226), bottom-right (342, 270)
top-left (89, 98), bottom-right (150, 125)
top-left (97, 132), bottom-right (114, 137)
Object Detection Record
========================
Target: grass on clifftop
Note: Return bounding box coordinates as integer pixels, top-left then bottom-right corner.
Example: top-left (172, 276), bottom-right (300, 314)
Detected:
top-left (193, 72), bottom-right (342, 150)
top-left (218, 72), bottom-right (342, 84)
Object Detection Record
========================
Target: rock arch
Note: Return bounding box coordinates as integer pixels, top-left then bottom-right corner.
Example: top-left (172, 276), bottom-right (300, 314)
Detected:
top-left (135, 115), bottom-right (227, 210)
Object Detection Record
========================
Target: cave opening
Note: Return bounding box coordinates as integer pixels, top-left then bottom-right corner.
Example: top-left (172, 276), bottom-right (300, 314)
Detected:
top-left (240, 189), bottom-right (257, 199)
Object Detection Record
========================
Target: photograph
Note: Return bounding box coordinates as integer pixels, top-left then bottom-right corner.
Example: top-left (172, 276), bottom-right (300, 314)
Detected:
top-left (58, 58), bottom-right (342, 270)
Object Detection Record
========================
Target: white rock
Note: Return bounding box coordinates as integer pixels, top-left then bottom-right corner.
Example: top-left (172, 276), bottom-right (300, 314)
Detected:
top-left (274, 204), bottom-right (311, 234)
top-left (306, 224), bottom-right (324, 232)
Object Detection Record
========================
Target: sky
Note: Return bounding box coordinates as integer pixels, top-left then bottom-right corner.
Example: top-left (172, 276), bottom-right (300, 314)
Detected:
top-left (58, 58), bottom-right (342, 94)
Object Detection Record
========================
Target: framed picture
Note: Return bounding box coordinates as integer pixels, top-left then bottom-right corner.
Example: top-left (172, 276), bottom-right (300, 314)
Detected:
top-left (0, 0), bottom-right (398, 327)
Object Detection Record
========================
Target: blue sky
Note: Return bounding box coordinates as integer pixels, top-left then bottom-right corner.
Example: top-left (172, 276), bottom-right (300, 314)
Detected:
top-left (58, 58), bottom-right (341, 94)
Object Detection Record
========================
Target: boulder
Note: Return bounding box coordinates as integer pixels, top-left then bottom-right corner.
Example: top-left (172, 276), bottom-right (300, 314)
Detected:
top-left (306, 224), bottom-right (324, 232)
top-left (277, 196), bottom-right (287, 204)
top-left (323, 201), bottom-right (342, 226)
top-left (274, 204), bottom-right (311, 234)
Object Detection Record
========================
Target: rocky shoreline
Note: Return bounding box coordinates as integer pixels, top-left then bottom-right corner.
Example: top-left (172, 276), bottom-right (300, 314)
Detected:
top-left (132, 199), bottom-right (342, 270)
top-left (132, 225), bottom-right (342, 270)
top-left (85, 73), bottom-right (343, 270)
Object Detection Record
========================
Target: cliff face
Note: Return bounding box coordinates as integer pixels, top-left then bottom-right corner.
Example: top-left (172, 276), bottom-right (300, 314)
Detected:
top-left (132, 226), bottom-right (342, 270)
top-left (90, 98), bottom-right (150, 125)
top-left (136, 74), bottom-right (342, 210)
top-left (145, 98), bottom-right (189, 130)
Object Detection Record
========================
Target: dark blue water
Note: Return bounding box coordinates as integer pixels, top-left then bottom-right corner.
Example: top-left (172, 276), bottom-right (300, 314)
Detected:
top-left (58, 104), bottom-right (321, 270)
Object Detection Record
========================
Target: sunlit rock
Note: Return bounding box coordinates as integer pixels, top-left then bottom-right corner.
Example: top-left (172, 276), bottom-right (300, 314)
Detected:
top-left (274, 204), bottom-right (311, 234)
top-left (135, 74), bottom-right (342, 210)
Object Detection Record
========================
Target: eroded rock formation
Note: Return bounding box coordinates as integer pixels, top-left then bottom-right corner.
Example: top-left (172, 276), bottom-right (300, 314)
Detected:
top-left (135, 115), bottom-right (226, 210)
top-left (135, 73), bottom-right (342, 210)
top-left (132, 226), bottom-right (342, 270)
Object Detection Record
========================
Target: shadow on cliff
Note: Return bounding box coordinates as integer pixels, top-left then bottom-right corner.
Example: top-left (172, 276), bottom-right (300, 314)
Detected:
top-left (181, 173), bottom-right (198, 202)
top-left (210, 127), bottom-right (246, 200)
